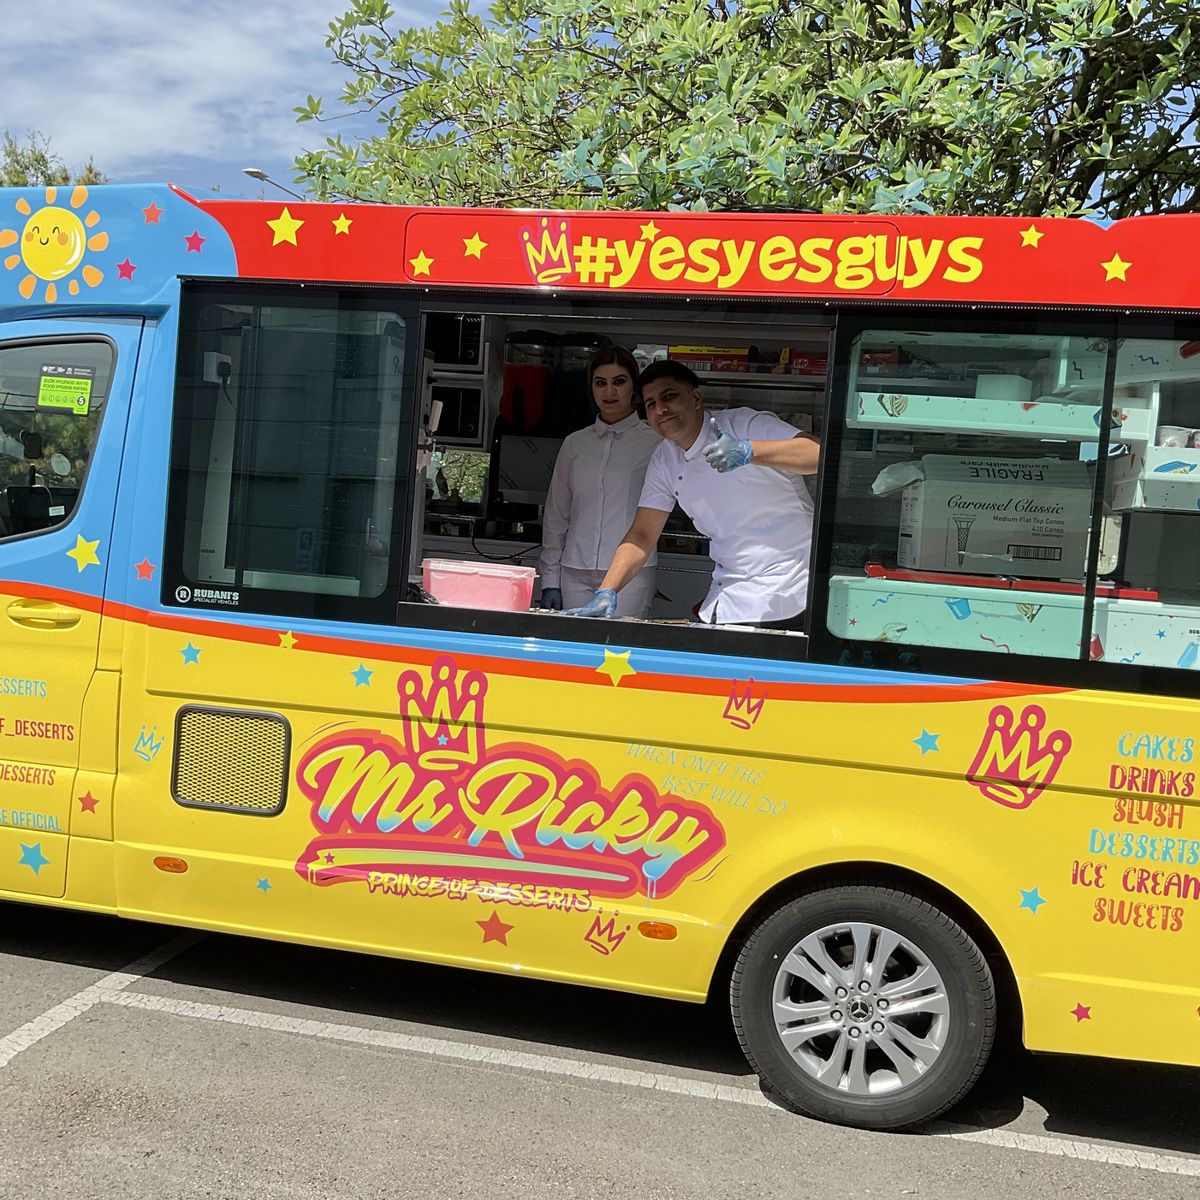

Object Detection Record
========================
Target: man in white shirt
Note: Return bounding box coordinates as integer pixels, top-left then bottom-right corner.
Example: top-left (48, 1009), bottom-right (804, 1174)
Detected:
top-left (566, 360), bottom-right (820, 627)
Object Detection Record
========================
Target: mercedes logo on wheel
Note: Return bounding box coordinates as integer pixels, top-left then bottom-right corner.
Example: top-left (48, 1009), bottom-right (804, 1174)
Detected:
top-left (175, 585), bottom-right (192, 604)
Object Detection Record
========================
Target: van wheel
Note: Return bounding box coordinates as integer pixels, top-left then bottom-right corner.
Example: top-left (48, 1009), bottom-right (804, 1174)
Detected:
top-left (730, 885), bottom-right (996, 1130)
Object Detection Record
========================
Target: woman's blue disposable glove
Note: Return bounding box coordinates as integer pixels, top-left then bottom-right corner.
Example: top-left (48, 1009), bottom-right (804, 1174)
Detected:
top-left (564, 588), bottom-right (618, 618)
top-left (540, 587), bottom-right (563, 610)
top-left (702, 417), bottom-right (752, 472)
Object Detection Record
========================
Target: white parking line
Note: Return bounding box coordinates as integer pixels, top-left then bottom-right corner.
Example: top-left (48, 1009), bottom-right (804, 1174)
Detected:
top-left (931, 1123), bottom-right (1200, 1175)
top-left (0, 934), bottom-right (200, 1070)
top-left (105, 989), bottom-right (1200, 1179)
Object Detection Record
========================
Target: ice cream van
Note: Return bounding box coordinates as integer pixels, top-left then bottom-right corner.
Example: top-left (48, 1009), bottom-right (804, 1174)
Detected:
top-left (1, 182), bottom-right (1198, 1129)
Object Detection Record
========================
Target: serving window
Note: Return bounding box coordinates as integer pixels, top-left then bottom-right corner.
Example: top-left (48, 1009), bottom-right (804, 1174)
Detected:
top-left (165, 283), bottom-right (830, 657)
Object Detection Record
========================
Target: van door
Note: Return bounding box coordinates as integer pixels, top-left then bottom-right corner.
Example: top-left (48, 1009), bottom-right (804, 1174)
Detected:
top-left (0, 318), bottom-right (142, 900)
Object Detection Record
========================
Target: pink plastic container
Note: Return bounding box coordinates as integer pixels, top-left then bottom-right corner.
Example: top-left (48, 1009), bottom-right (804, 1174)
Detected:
top-left (422, 559), bottom-right (536, 611)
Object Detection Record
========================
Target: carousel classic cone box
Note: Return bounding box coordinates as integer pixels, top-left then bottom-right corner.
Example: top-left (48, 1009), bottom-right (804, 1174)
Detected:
top-left (880, 455), bottom-right (1092, 578)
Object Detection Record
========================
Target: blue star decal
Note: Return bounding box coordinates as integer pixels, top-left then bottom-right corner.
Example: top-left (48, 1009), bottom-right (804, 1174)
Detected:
top-left (437, 734), bottom-right (448, 745)
top-left (256, 878), bottom-right (272, 893)
top-left (19, 842), bottom-right (50, 874)
top-left (180, 642), bottom-right (201, 664)
top-left (913, 729), bottom-right (940, 755)
top-left (1019, 886), bottom-right (1046, 914)
top-left (1156, 630), bottom-right (1167, 640)
top-left (351, 663), bottom-right (373, 687)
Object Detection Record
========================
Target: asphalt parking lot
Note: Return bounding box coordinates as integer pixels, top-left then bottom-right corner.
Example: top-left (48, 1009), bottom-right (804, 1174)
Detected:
top-left (1, 904), bottom-right (1198, 1200)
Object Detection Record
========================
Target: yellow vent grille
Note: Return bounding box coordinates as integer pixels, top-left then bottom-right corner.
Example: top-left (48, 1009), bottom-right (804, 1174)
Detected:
top-left (171, 707), bottom-right (290, 815)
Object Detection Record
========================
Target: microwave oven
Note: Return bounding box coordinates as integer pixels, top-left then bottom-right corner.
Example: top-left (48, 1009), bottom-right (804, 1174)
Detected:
top-left (430, 375), bottom-right (486, 446)
top-left (424, 313), bottom-right (485, 370)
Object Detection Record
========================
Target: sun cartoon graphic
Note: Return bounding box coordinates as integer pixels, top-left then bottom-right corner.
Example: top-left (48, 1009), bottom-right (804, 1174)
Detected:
top-left (0, 185), bottom-right (107, 303)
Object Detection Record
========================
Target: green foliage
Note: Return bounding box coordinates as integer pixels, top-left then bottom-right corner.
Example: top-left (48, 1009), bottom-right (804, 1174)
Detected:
top-left (435, 448), bottom-right (489, 502)
top-left (0, 131), bottom-right (106, 189)
top-left (295, 0), bottom-right (1200, 216)
top-left (0, 411), bottom-right (99, 491)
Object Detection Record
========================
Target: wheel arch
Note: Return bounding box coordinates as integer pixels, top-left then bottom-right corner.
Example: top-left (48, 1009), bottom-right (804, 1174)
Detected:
top-left (710, 860), bottom-right (1023, 1044)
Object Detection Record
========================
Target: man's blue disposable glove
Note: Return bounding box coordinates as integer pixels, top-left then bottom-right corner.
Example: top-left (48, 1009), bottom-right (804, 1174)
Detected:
top-left (564, 588), bottom-right (618, 618)
top-left (702, 417), bottom-right (753, 472)
top-left (540, 587), bottom-right (563, 610)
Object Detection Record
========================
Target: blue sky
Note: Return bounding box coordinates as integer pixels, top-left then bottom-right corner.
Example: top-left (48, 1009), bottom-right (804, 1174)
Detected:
top-left (0, 0), bottom-right (444, 199)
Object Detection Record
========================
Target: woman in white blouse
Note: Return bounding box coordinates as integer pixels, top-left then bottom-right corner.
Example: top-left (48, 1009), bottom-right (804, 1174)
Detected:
top-left (540, 346), bottom-right (661, 616)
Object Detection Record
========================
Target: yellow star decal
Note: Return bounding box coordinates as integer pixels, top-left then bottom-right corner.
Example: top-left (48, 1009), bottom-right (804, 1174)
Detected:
top-left (66, 534), bottom-right (100, 572)
top-left (463, 232), bottom-right (487, 258)
top-left (640, 220), bottom-right (661, 241)
top-left (596, 649), bottom-right (636, 687)
top-left (410, 251), bottom-right (434, 277)
top-left (1019, 224), bottom-right (1043, 247)
top-left (332, 213), bottom-right (353, 235)
top-left (1101, 253), bottom-right (1131, 282)
top-left (266, 207), bottom-right (304, 246)
top-left (278, 631), bottom-right (297, 649)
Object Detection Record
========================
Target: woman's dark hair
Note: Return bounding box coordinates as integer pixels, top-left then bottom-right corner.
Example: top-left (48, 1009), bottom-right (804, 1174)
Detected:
top-left (587, 344), bottom-right (641, 393)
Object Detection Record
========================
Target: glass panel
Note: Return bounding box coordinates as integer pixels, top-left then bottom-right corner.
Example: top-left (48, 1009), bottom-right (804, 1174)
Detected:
top-left (1090, 334), bottom-right (1200, 673)
top-left (0, 339), bottom-right (113, 539)
top-left (826, 328), bottom-right (1109, 667)
top-left (173, 298), bottom-right (407, 605)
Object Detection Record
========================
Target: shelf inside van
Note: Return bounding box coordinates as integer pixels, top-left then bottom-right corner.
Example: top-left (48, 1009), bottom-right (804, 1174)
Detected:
top-left (828, 574), bottom-right (1196, 667)
top-left (695, 371), bottom-right (825, 388)
top-left (1110, 444), bottom-right (1200, 512)
top-left (850, 389), bottom-right (1151, 442)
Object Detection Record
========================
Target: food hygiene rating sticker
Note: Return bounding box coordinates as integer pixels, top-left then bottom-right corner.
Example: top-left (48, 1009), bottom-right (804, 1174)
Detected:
top-left (37, 364), bottom-right (94, 414)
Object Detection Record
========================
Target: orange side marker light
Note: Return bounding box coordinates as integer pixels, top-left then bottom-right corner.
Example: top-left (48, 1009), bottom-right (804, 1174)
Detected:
top-left (638, 921), bottom-right (677, 941)
top-left (154, 856), bottom-right (189, 874)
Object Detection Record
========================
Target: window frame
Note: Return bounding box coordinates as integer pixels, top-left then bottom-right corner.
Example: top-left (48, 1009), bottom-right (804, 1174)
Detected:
top-left (806, 306), bottom-right (1200, 699)
top-left (162, 282), bottom-right (424, 625)
top-left (0, 333), bottom-right (117, 546)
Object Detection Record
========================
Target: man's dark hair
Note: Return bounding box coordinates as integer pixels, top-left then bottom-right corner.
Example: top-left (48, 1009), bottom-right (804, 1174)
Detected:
top-left (638, 360), bottom-right (701, 391)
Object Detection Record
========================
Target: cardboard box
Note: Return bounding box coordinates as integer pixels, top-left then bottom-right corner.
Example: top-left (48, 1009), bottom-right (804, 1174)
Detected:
top-left (785, 351), bottom-right (828, 376)
top-left (668, 345), bottom-right (749, 373)
top-left (893, 455), bottom-right (1092, 578)
top-left (859, 350), bottom-right (900, 375)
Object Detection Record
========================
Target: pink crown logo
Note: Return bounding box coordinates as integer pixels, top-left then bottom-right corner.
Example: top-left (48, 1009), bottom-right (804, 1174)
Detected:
top-left (723, 678), bottom-right (766, 731)
top-left (397, 657), bottom-right (487, 770)
top-left (521, 217), bottom-right (573, 284)
top-left (583, 911), bottom-right (631, 956)
top-left (966, 703), bottom-right (1071, 809)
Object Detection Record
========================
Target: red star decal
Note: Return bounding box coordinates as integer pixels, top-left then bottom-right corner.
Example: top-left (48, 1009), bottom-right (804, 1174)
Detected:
top-left (848, 618), bottom-right (858, 626)
top-left (1071, 1002), bottom-right (1092, 1022)
top-left (134, 558), bottom-right (155, 581)
top-left (116, 258), bottom-right (136, 280)
top-left (477, 911), bottom-right (514, 945)
top-left (184, 230), bottom-right (206, 253)
top-left (143, 202), bottom-right (163, 224)
top-left (78, 791), bottom-right (100, 814)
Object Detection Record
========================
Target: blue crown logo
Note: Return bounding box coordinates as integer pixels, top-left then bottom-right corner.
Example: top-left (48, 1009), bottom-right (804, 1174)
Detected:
top-left (133, 725), bottom-right (164, 762)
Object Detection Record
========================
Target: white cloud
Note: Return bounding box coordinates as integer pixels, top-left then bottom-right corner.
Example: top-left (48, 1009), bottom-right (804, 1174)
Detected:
top-left (0, 0), bottom-right (444, 193)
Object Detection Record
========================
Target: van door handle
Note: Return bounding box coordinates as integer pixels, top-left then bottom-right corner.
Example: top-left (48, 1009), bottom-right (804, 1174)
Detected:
top-left (6, 598), bottom-right (83, 629)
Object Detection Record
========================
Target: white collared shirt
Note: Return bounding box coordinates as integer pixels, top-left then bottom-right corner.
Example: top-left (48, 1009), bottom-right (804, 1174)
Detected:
top-left (540, 412), bottom-right (661, 588)
top-left (638, 408), bottom-right (815, 624)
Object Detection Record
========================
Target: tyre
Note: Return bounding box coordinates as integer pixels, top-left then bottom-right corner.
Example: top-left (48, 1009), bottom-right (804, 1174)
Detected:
top-left (730, 885), bottom-right (996, 1130)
